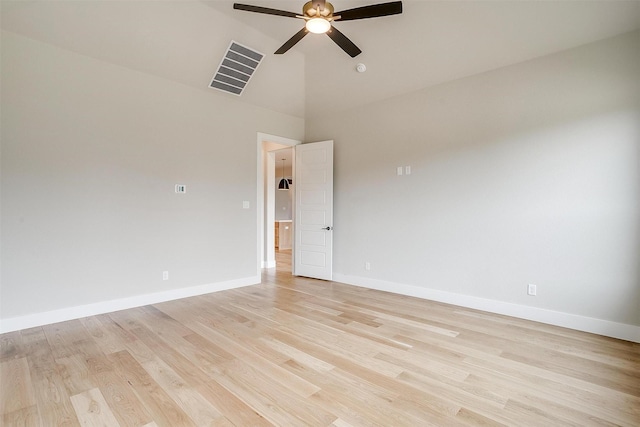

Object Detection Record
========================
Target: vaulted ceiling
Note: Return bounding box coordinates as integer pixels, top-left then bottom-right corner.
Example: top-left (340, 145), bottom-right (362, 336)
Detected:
top-left (2, 1), bottom-right (639, 120)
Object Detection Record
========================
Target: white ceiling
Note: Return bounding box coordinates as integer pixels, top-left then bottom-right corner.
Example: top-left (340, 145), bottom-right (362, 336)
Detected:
top-left (2, 1), bottom-right (639, 120)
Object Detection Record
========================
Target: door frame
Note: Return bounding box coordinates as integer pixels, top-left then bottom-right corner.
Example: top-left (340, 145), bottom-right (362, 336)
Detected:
top-left (256, 133), bottom-right (301, 277)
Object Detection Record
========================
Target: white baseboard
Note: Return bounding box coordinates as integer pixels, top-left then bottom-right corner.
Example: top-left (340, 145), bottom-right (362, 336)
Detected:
top-left (333, 273), bottom-right (640, 343)
top-left (0, 276), bottom-right (260, 334)
top-left (262, 260), bottom-right (276, 268)
top-left (4, 273), bottom-right (638, 343)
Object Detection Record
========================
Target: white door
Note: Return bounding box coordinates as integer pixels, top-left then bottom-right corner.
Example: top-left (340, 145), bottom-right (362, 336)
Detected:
top-left (294, 141), bottom-right (333, 280)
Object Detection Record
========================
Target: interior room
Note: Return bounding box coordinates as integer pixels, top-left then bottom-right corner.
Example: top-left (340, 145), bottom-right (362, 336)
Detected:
top-left (1, 1), bottom-right (639, 425)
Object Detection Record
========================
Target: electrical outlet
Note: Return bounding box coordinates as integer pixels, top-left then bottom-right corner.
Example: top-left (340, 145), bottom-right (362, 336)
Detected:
top-left (405, 165), bottom-right (411, 175)
top-left (163, 271), bottom-right (169, 281)
top-left (396, 166), bottom-right (403, 176)
top-left (527, 284), bottom-right (536, 296)
top-left (365, 261), bottom-right (371, 271)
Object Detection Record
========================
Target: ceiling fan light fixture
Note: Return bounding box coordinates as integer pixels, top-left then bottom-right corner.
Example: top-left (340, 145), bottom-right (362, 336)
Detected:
top-left (278, 158), bottom-right (290, 190)
top-left (278, 178), bottom-right (290, 190)
top-left (306, 17), bottom-right (331, 34)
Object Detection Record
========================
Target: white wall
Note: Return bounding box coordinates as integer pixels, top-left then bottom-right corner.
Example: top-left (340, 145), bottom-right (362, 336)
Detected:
top-left (275, 190), bottom-right (292, 221)
top-left (306, 31), bottom-right (640, 332)
top-left (0, 31), bottom-right (304, 329)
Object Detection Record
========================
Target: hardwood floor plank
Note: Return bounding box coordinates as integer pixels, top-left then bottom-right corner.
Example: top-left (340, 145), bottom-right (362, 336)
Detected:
top-left (502, 398), bottom-right (585, 427)
top-left (396, 369), bottom-right (506, 412)
top-left (0, 331), bottom-right (25, 362)
top-left (94, 314), bottom-right (139, 349)
top-left (92, 366), bottom-right (154, 427)
top-left (195, 378), bottom-right (275, 427)
top-left (210, 358), bottom-right (337, 426)
top-left (140, 355), bottom-right (231, 427)
top-left (501, 349), bottom-right (640, 397)
top-left (465, 364), bottom-right (640, 425)
top-left (2, 260), bottom-right (639, 426)
top-left (127, 323), bottom-right (216, 388)
top-left (30, 367), bottom-right (81, 427)
top-left (2, 404), bottom-right (40, 427)
top-left (55, 355), bottom-right (95, 396)
top-left (108, 350), bottom-right (196, 427)
top-left (0, 357), bottom-right (36, 415)
top-left (259, 336), bottom-right (335, 372)
top-left (70, 387), bottom-right (121, 427)
top-left (505, 392), bottom-right (626, 427)
top-left (330, 418), bottom-right (356, 427)
top-left (188, 319), bottom-right (322, 398)
top-left (274, 298), bottom-right (415, 351)
top-left (269, 328), bottom-right (463, 419)
top-left (21, 328), bottom-right (80, 426)
top-left (455, 407), bottom-right (509, 427)
top-left (289, 357), bottom-right (466, 427)
top-left (78, 316), bottom-right (128, 356)
top-left (42, 321), bottom-right (92, 360)
top-left (374, 348), bottom-right (470, 383)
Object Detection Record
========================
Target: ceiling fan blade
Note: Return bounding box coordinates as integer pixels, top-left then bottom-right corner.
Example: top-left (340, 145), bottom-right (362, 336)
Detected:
top-left (335, 1), bottom-right (403, 21)
top-left (233, 3), bottom-right (298, 18)
top-left (275, 28), bottom-right (309, 54)
top-left (326, 26), bottom-right (362, 58)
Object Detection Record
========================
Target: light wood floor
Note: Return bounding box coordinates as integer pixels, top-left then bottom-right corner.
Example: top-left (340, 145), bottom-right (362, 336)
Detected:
top-left (2, 253), bottom-right (639, 426)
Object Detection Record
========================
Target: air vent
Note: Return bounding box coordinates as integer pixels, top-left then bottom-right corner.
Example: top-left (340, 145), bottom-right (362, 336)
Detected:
top-left (209, 41), bottom-right (264, 96)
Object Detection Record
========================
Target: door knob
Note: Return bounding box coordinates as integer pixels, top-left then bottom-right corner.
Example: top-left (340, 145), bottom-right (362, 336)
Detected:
top-left (322, 226), bottom-right (333, 231)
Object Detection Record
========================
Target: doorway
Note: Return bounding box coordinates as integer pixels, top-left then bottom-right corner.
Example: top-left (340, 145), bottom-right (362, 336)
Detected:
top-left (273, 148), bottom-right (293, 271)
top-left (256, 135), bottom-right (335, 281)
top-left (256, 133), bottom-right (300, 277)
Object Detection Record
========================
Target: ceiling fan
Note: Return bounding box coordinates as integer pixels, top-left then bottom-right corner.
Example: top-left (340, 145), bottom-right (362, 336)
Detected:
top-left (233, 1), bottom-right (403, 57)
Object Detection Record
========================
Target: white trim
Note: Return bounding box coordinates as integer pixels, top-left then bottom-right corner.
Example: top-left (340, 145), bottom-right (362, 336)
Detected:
top-left (265, 151), bottom-right (276, 269)
top-left (333, 273), bottom-right (640, 343)
top-left (0, 276), bottom-right (259, 334)
top-left (262, 260), bottom-right (276, 269)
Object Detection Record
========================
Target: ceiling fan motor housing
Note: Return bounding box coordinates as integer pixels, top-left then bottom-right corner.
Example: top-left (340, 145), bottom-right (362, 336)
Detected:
top-left (303, 1), bottom-right (334, 18)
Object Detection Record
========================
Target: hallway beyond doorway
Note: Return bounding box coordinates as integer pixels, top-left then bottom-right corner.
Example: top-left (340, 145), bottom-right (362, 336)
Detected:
top-left (275, 249), bottom-right (291, 272)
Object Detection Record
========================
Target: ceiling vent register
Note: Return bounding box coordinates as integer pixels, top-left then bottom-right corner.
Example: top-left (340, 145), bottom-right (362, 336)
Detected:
top-left (209, 41), bottom-right (264, 96)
